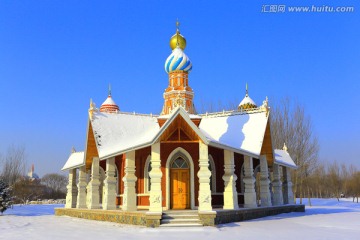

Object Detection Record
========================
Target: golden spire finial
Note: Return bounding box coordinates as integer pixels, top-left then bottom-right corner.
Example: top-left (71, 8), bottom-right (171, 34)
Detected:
top-left (170, 20), bottom-right (186, 50)
top-left (89, 98), bottom-right (96, 119)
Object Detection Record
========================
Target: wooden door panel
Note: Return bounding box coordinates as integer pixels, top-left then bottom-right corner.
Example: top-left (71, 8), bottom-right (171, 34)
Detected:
top-left (171, 171), bottom-right (180, 209)
top-left (181, 171), bottom-right (189, 208)
top-left (171, 169), bottom-right (189, 209)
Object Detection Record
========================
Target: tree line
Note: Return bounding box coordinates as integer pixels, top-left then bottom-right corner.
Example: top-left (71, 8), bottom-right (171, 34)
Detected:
top-left (0, 145), bottom-right (67, 204)
top-left (270, 98), bottom-right (360, 203)
top-left (303, 161), bottom-right (360, 202)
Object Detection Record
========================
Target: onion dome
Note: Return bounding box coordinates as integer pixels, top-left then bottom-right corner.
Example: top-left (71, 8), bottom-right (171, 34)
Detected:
top-left (170, 21), bottom-right (186, 50)
top-left (165, 21), bottom-right (192, 73)
top-left (99, 85), bottom-right (120, 113)
top-left (165, 47), bottom-right (192, 73)
top-left (238, 83), bottom-right (257, 110)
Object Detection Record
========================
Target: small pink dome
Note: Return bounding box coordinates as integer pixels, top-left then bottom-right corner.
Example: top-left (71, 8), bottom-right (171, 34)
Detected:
top-left (100, 95), bottom-right (120, 113)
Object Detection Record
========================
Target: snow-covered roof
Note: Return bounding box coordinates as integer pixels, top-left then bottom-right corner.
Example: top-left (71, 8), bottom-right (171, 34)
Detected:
top-left (88, 107), bottom-right (269, 160)
top-left (91, 112), bottom-right (160, 159)
top-left (158, 113), bottom-right (202, 120)
top-left (274, 149), bottom-right (297, 169)
top-left (239, 95), bottom-right (256, 108)
top-left (101, 96), bottom-right (117, 106)
top-left (62, 151), bottom-right (85, 171)
top-left (199, 111), bottom-right (268, 156)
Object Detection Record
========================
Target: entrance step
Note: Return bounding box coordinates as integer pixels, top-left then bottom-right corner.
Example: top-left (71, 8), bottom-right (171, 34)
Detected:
top-left (160, 211), bottom-right (203, 227)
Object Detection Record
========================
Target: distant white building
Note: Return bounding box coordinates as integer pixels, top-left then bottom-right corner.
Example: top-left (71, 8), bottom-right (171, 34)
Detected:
top-left (27, 164), bottom-right (40, 181)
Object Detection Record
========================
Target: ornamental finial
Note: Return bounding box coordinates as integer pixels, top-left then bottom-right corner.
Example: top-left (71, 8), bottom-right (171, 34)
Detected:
top-left (169, 20), bottom-right (186, 50)
top-left (176, 19), bottom-right (180, 30)
top-left (262, 96), bottom-right (269, 108)
top-left (176, 20), bottom-right (180, 47)
top-left (71, 146), bottom-right (76, 153)
top-left (89, 98), bottom-right (96, 119)
top-left (108, 84), bottom-right (112, 96)
top-left (246, 83), bottom-right (248, 96)
top-left (283, 142), bottom-right (288, 152)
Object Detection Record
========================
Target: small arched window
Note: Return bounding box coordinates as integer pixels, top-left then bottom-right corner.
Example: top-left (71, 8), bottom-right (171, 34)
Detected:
top-left (171, 157), bottom-right (189, 169)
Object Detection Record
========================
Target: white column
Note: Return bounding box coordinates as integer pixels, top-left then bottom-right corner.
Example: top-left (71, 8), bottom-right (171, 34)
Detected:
top-left (243, 155), bottom-right (257, 208)
top-left (283, 167), bottom-right (294, 204)
top-left (76, 165), bottom-right (87, 208)
top-left (149, 142), bottom-right (163, 213)
top-left (272, 164), bottom-right (283, 206)
top-left (197, 142), bottom-right (212, 212)
top-left (222, 150), bottom-right (239, 209)
top-left (65, 168), bottom-right (77, 208)
top-left (122, 151), bottom-right (137, 211)
top-left (86, 157), bottom-right (101, 209)
top-left (260, 155), bottom-right (272, 207)
top-left (102, 157), bottom-right (117, 210)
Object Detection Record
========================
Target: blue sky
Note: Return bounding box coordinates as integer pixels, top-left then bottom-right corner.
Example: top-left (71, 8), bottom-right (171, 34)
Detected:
top-left (0, 0), bottom-right (359, 177)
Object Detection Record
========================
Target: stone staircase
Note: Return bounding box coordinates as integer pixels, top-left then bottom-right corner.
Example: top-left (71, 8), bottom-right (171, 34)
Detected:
top-left (160, 210), bottom-right (203, 227)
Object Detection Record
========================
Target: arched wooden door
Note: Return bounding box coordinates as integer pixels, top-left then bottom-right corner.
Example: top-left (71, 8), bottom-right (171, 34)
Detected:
top-left (170, 157), bottom-right (190, 209)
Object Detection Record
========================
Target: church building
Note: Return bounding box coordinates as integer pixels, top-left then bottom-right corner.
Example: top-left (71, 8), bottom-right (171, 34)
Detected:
top-left (57, 22), bottom-right (301, 227)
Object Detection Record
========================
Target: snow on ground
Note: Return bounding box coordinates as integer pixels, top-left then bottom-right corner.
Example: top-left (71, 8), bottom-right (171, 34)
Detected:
top-left (1, 199), bottom-right (360, 240)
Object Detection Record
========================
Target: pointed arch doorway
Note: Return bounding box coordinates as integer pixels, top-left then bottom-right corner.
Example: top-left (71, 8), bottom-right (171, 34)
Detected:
top-left (170, 157), bottom-right (190, 209)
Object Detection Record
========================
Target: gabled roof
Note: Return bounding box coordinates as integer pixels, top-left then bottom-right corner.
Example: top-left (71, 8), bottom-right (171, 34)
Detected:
top-left (90, 111), bottom-right (160, 159)
top-left (62, 151), bottom-right (85, 170)
top-left (90, 107), bottom-right (208, 160)
top-left (86, 107), bottom-right (270, 161)
top-left (199, 111), bottom-right (268, 156)
top-left (154, 107), bottom-right (208, 144)
top-left (274, 149), bottom-right (297, 169)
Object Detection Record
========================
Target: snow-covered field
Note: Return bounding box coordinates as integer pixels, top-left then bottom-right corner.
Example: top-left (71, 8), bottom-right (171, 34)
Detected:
top-left (1, 199), bottom-right (359, 240)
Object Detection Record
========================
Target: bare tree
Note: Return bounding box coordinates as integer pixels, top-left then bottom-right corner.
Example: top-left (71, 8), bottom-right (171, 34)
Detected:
top-left (41, 173), bottom-right (67, 199)
top-left (348, 165), bottom-right (360, 203)
top-left (0, 145), bottom-right (27, 187)
top-left (13, 178), bottom-right (45, 204)
top-left (341, 163), bottom-right (350, 197)
top-left (270, 97), bottom-right (319, 203)
top-left (327, 161), bottom-right (343, 201)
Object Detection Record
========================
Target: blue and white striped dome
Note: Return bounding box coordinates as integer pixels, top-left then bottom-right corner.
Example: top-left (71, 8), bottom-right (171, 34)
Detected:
top-left (165, 47), bottom-right (192, 73)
